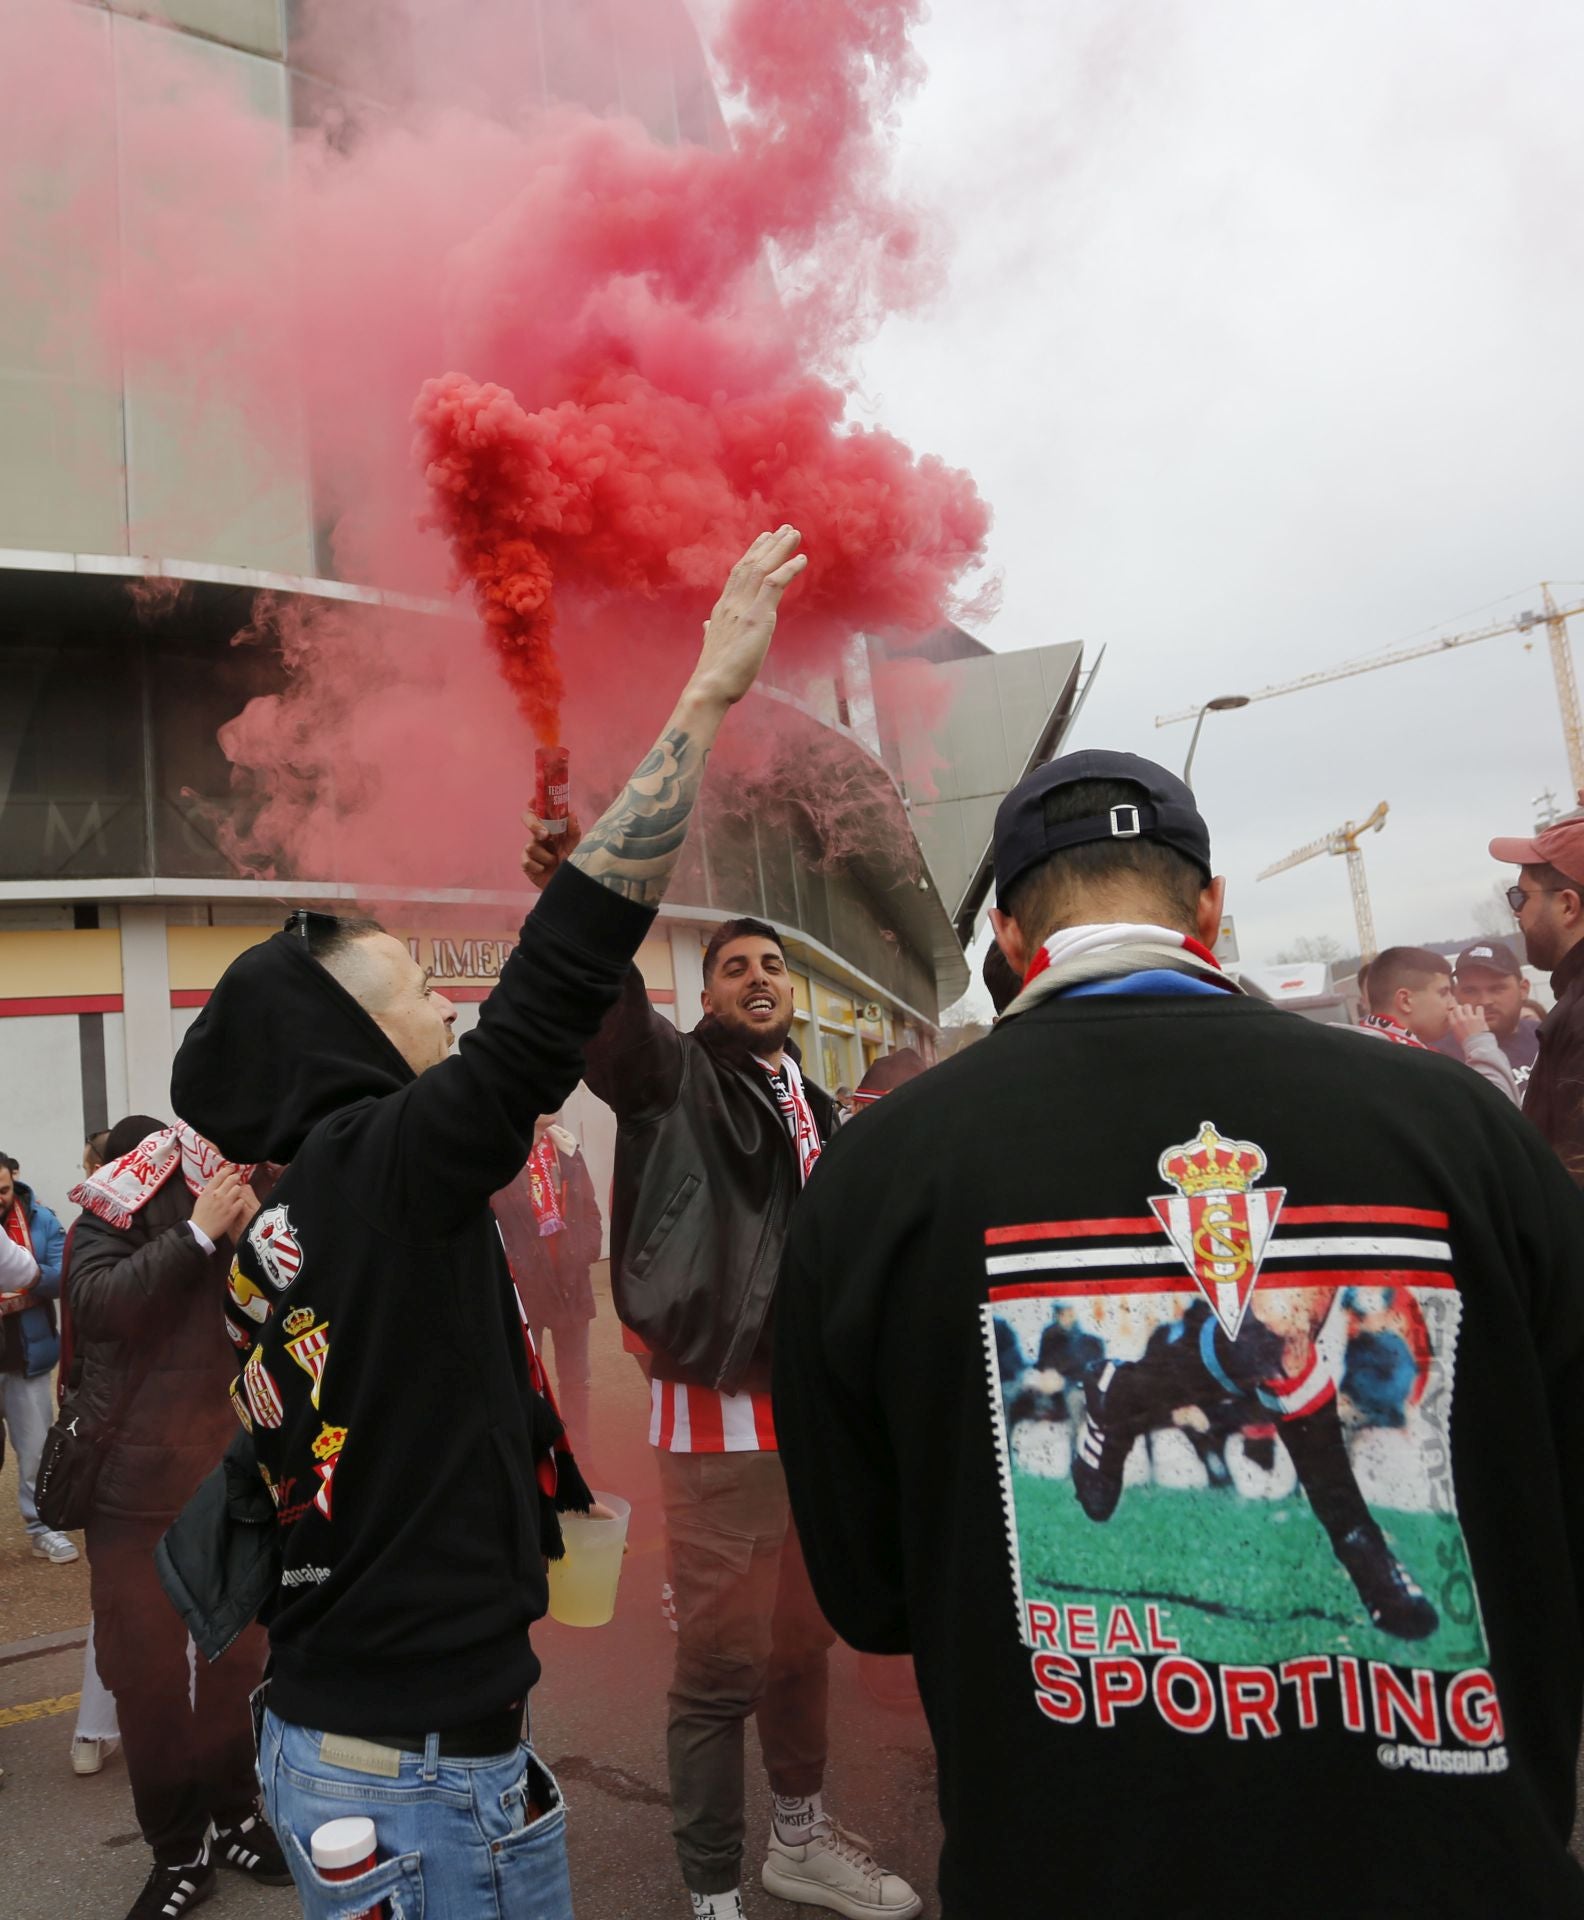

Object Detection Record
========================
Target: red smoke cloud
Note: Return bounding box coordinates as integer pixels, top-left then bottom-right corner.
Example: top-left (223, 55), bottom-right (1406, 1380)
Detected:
top-left (0, 0), bottom-right (991, 885)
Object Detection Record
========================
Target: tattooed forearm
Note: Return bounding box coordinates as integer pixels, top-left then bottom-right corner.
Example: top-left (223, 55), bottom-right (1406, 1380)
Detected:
top-left (570, 726), bottom-right (710, 905)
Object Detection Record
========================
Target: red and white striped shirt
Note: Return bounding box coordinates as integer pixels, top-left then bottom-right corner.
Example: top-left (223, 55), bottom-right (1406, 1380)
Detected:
top-left (650, 1052), bottom-right (821, 1455)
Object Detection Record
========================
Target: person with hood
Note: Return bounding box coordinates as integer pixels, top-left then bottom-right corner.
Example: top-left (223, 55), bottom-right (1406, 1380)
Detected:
top-left (492, 1112), bottom-right (603, 1465)
top-left (775, 750), bottom-right (1584, 1920)
top-left (68, 1115), bottom-right (284, 1920)
top-left (0, 1151), bottom-right (75, 1563)
top-left (168, 528), bottom-right (807, 1920)
top-left (583, 915), bottom-right (921, 1920)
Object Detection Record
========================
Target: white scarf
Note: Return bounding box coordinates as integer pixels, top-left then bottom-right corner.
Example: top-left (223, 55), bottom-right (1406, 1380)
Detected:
top-left (68, 1122), bottom-right (250, 1230)
top-left (1002, 921), bottom-right (1232, 1023)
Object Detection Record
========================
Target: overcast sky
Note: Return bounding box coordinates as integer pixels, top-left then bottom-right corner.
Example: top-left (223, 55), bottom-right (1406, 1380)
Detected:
top-left (844, 0), bottom-right (1583, 984)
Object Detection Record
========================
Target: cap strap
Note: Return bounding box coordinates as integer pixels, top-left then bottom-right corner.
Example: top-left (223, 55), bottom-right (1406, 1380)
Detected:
top-left (1035, 801), bottom-right (1204, 857)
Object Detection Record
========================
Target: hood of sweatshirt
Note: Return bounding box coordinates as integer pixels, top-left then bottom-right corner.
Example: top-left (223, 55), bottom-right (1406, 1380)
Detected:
top-left (172, 929), bottom-right (414, 1164)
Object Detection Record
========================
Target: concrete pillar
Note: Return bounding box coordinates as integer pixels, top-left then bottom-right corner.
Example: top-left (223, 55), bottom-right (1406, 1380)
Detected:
top-left (669, 923), bottom-right (706, 1035)
top-left (119, 905), bottom-right (173, 1121)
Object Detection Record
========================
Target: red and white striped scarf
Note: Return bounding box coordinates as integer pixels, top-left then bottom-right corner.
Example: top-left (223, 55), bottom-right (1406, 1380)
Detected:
top-left (68, 1121), bottom-right (251, 1229)
top-left (758, 1053), bottom-right (822, 1186)
top-left (1022, 921), bottom-right (1222, 988)
top-left (3, 1194), bottom-right (33, 1260)
top-left (526, 1137), bottom-right (566, 1238)
top-left (1361, 1013), bottom-right (1427, 1050)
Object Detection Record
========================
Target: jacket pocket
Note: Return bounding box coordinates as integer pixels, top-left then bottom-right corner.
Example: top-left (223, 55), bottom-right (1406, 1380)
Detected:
top-left (626, 1174), bottom-right (701, 1282)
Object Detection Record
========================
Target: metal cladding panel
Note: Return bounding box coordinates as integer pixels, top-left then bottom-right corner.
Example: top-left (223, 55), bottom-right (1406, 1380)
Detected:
top-left (111, 0), bottom-right (286, 60)
top-left (114, 18), bottom-right (316, 574)
top-left (0, 4), bottom-right (127, 555)
top-left (908, 642), bottom-right (1085, 924)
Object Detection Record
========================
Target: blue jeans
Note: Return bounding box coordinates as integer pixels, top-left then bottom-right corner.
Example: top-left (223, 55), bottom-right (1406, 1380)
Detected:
top-left (258, 1708), bottom-right (574, 1920)
top-left (0, 1368), bottom-right (53, 1534)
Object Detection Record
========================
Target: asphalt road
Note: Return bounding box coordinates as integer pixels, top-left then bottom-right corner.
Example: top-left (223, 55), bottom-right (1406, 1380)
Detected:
top-left (0, 1275), bottom-right (943, 1920)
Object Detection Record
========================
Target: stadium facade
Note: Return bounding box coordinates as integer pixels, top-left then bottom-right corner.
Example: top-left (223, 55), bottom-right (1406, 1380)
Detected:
top-left (0, 0), bottom-right (1085, 1221)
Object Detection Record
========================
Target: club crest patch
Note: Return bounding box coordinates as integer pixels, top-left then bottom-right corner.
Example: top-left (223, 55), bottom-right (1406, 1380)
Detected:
top-left (249, 1205), bottom-right (304, 1290)
top-left (241, 1344), bottom-right (285, 1430)
top-left (311, 1421), bottom-right (347, 1520)
top-left (1149, 1122), bottom-right (1286, 1339)
top-left (227, 1258), bottom-right (270, 1325)
top-left (283, 1306), bottom-right (330, 1410)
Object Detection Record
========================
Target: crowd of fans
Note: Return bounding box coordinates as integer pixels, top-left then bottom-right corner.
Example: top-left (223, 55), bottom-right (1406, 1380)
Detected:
top-left (5, 534), bottom-right (1584, 1919)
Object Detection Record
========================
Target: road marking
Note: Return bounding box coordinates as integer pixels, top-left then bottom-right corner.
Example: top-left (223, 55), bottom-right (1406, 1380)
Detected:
top-left (0, 1691), bottom-right (81, 1728)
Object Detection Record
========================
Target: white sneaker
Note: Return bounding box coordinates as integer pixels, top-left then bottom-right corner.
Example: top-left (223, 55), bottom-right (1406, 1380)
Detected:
top-left (31, 1529), bottom-right (79, 1564)
top-left (762, 1822), bottom-right (922, 1918)
top-left (71, 1736), bottom-right (119, 1776)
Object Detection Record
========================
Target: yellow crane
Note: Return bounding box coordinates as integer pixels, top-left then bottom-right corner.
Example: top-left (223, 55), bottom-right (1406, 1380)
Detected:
top-left (1156, 584), bottom-right (1584, 790)
top-left (1257, 802), bottom-right (1389, 960)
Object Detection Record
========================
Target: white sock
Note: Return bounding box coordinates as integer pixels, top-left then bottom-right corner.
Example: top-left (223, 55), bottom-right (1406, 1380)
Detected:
top-left (772, 1790), bottom-right (829, 1846)
top-left (690, 1892), bottom-right (744, 1918)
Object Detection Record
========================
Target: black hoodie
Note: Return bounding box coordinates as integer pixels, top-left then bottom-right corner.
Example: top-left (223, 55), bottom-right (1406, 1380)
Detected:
top-left (171, 865), bottom-right (653, 1736)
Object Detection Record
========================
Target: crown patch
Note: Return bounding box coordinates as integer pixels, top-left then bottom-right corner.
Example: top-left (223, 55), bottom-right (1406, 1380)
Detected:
top-left (1150, 1122), bottom-right (1286, 1339)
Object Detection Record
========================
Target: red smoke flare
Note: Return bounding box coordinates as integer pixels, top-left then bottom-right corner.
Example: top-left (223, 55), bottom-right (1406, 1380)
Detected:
top-left (0, 0), bottom-right (994, 887)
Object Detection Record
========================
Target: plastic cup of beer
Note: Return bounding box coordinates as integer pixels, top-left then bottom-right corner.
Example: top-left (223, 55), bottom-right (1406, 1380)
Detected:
top-left (547, 1491), bottom-right (630, 1627)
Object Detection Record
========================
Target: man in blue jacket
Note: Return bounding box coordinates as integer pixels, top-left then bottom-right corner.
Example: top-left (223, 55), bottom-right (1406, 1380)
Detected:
top-left (0, 1153), bottom-right (76, 1563)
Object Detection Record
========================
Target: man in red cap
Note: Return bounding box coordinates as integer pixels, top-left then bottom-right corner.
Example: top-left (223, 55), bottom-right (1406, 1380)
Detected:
top-left (1491, 799), bottom-right (1584, 1179)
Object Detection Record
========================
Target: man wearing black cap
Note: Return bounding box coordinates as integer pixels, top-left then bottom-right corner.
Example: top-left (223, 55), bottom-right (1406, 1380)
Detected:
top-left (775, 750), bottom-right (1584, 1919)
top-left (1451, 939), bottom-right (1538, 1096)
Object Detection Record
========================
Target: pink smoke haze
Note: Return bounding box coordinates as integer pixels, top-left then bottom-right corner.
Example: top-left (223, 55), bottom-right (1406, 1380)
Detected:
top-left (0, 0), bottom-right (991, 888)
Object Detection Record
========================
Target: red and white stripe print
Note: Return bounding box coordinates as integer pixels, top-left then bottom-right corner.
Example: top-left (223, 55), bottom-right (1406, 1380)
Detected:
top-left (650, 1378), bottom-right (778, 1453)
top-left (648, 1051), bottom-right (821, 1456)
top-left (984, 1203), bottom-right (1455, 1294)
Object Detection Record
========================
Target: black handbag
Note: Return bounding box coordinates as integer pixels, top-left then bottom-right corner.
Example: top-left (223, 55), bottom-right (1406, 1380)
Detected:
top-left (34, 1356), bottom-right (134, 1534)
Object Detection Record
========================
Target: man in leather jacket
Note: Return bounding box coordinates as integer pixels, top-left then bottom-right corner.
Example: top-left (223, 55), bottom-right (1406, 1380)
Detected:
top-left (584, 920), bottom-right (920, 1920)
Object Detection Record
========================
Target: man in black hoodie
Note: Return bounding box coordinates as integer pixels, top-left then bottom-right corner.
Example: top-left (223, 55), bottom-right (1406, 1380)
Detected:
top-left (776, 750), bottom-right (1584, 1920)
top-left (169, 527), bottom-right (807, 1920)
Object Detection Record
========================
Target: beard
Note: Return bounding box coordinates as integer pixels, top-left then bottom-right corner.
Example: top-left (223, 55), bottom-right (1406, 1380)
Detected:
top-left (713, 1002), bottom-right (795, 1058)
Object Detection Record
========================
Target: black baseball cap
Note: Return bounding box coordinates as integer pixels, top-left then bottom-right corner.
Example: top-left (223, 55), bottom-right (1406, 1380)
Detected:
top-left (1453, 939), bottom-right (1522, 981)
top-left (993, 750), bottom-right (1213, 909)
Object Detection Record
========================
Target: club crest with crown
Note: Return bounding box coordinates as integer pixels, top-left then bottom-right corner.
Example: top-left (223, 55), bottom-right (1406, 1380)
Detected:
top-left (1149, 1122), bottom-right (1286, 1339)
top-left (283, 1305), bottom-right (330, 1409)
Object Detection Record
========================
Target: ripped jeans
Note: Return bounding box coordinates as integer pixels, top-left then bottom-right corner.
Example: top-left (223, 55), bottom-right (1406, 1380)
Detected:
top-left (258, 1708), bottom-right (574, 1920)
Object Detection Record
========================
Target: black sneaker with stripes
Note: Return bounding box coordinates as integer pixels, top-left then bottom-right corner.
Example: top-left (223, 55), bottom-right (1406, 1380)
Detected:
top-left (209, 1809), bottom-right (293, 1886)
top-left (124, 1857), bottom-right (216, 1919)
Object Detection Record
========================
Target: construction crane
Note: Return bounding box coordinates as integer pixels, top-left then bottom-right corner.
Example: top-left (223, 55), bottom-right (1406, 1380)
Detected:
top-left (1156, 584), bottom-right (1584, 790)
top-left (1258, 802), bottom-right (1389, 960)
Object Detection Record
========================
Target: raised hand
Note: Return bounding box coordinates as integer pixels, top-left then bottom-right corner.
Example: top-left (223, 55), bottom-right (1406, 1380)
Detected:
top-left (522, 810), bottom-right (584, 891)
top-left (192, 1164), bottom-right (254, 1245)
top-left (687, 526), bottom-right (807, 709)
top-left (568, 531), bottom-right (808, 907)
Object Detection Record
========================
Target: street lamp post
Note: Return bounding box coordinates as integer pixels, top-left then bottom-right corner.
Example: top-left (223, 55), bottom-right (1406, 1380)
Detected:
top-left (1182, 693), bottom-right (1251, 787)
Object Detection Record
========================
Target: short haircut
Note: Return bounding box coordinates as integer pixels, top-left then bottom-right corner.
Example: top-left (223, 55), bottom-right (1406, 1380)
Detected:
top-left (1525, 859), bottom-right (1582, 898)
top-left (86, 1129), bottom-right (111, 1162)
top-left (0, 1155), bottom-right (16, 1175)
top-left (1003, 777), bottom-right (1205, 946)
top-left (1367, 946), bottom-right (1450, 1012)
top-left (1356, 958), bottom-right (1372, 997)
top-left (702, 916), bottom-right (786, 984)
top-left (104, 1114), bottom-right (167, 1160)
top-left (290, 911), bottom-right (395, 1012)
top-left (292, 911), bottom-right (386, 965)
